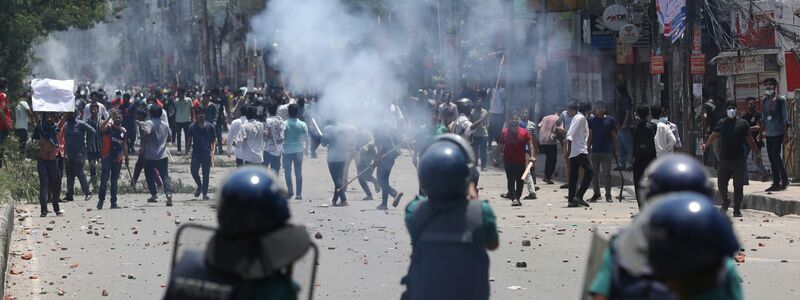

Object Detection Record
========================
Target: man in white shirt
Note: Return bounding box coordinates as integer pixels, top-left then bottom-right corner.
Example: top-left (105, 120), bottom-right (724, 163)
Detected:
top-left (14, 94), bottom-right (32, 153)
top-left (81, 92), bottom-right (109, 121)
top-left (231, 106), bottom-right (266, 165)
top-left (651, 106), bottom-right (677, 157)
top-left (566, 101), bottom-right (593, 208)
top-left (226, 106), bottom-right (248, 167)
top-left (263, 103), bottom-right (285, 173)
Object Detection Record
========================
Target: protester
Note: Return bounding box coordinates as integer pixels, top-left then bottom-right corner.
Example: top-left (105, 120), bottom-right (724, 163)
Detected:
top-left (469, 99), bottom-right (489, 170)
top-left (263, 103), bottom-right (284, 173)
top-left (355, 129), bottom-right (380, 200)
top-left (630, 106), bottom-right (657, 209)
top-left (565, 101), bottom-right (593, 207)
top-left (211, 91), bottom-right (227, 154)
top-left (759, 78), bottom-right (790, 191)
top-left (282, 103), bottom-right (308, 200)
top-left (120, 93), bottom-right (137, 153)
top-left (63, 111), bottom-right (94, 201)
top-left (0, 78), bottom-right (12, 168)
top-left (437, 91), bottom-right (457, 128)
top-left (615, 85), bottom-right (634, 171)
top-left (14, 92), bottom-right (32, 153)
top-left (322, 121), bottom-right (350, 206)
top-left (165, 167), bottom-right (310, 300)
top-left (31, 112), bottom-right (63, 217)
top-left (519, 109), bottom-right (538, 200)
top-left (588, 101), bottom-right (616, 203)
top-left (85, 103), bottom-right (103, 191)
top-left (487, 86), bottom-right (506, 150)
top-left (651, 105), bottom-right (677, 157)
top-left (701, 101), bottom-right (761, 217)
top-left (140, 105), bottom-right (173, 206)
top-left (402, 134), bottom-right (498, 300)
top-left (498, 114), bottom-right (534, 206)
top-left (374, 125), bottom-right (404, 210)
top-left (558, 105), bottom-right (575, 189)
top-left (173, 88), bottom-right (193, 153)
top-left (741, 97), bottom-right (769, 182)
top-left (227, 105), bottom-right (248, 167)
top-left (538, 108), bottom-right (560, 184)
top-left (96, 110), bottom-right (128, 209)
top-left (81, 92), bottom-right (109, 121)
top-left (186, 109), bottom-right (216, 200)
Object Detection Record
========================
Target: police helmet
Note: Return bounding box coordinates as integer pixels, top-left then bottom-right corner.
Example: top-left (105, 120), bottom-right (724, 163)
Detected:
top-left (617, 192), bottom-right (739, 278)
top-left (455, 98), bottom-right (473, 115)
top-left (638, 154), bottom-right (713, 202)
top-left (217, 167), bottom-right (290, 236)
top-left (418, 134), bottom-right (475, 200)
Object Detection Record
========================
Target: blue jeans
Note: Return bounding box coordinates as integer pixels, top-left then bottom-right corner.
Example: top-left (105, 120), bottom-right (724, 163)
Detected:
top-left (65, 154), bottom-right (90, 199)
top-left (617, 128), bottom-right (633, 168)
top-left (283, 152), bottom-right (303, 196)
top-left (378, 157), bottom-right (398, 206)
top-left (191, 154), bottom-right (211, 197)
top-left (37, 159), bottom-right (61, 215)
top-left (98, 158), bottom-right (122, 207)
top-left (144, 158), bottom-right (172, 196)
top-left (471, 136), bottom-right (488, 168)
top-left (263, 152), bottom-right (281, 173)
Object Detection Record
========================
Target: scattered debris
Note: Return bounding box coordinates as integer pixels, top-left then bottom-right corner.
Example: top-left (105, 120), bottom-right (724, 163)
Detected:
top-left (507, 286), bottom-right (524, 290)
top-left (521, 240), bottom-right (531, 247)
top-left (735, 253), bottom-right (746, 263)
top-left (101, 290), bottom-right (109, 296)
top-left (515, 262), bottom-right (527, 268)
top-left (20, 253), bottom-right (32, 260)
top-left (57, 288), bottom-right (65, 296)
top-left (69, 263), bottom-right (79, 269)
top-left (314, 232), bottom-right (323, 240)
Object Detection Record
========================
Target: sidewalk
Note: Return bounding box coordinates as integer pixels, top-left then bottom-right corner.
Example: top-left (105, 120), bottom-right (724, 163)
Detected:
top-left (524, 152), bottom-right (800, 217)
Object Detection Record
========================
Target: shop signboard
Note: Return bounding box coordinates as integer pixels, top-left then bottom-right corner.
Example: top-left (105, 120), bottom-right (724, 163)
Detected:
top-left (651, 55), bottom-right (665, 74)
top-left (690, 53), bottom-right (705, 75)
top-left (619, 24), bottom-right (640, 44)
top-left (716, 56), bottom-right (765, 76)
top-left (589, 14), bottom-right (615, 50)
top-left (602, 4), bottom-right (629, 31)
top-left (616, 38), bottom-right (634, 64)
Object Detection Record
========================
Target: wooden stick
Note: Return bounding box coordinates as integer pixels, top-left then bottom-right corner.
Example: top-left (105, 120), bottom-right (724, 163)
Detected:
top-left (337, 137), bottom-right (414, 192)
top-left (488, 54), bottom-right (506, 110)
top-left (520, 161), bottom-right (534, 180)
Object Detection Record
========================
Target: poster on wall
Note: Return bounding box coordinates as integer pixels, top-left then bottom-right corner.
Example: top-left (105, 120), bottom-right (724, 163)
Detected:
top-left (568, 56), bottom-right (604, 102)
top-left (736, 11), bottom-right (775, 49)
top-left (549, 12), bottom-right (575, 61)
top-left (656, 0), bottom-right (686, 43)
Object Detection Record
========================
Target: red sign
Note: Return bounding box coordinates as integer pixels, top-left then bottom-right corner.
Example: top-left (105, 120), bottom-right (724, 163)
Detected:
top-left (736, 12), bottom-right (776, 49)
top-left (690, 54), bottom-right (706, 75)
top-left (692, 27), bottom-right (702, 52)
top-left (651, 55), bottom-right (665, 74)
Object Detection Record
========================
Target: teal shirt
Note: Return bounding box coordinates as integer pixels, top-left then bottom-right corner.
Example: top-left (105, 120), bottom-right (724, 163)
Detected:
top-left (283, 118), bottom-right (308, 154)
top-left (404, 196), bottom-right (498, 245)
top-left (590, 248), bottom-right (743, 300)
top-left (174, 97), bottom-right (193, 123)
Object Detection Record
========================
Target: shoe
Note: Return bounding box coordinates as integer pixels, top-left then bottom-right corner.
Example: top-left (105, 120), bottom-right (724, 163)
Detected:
top-left (85, 194), bottom-right (92, 201)
top-left (780, 181), bottom-right (790, 190)
top-left (392, 193), bottom-right (404, 208)
top-left (166, 195), bottom-right (173, 207)
top-left (720, 205), bottom-right (729, 214)
top-left (336, 201), bottom-right (349, 207)
top-left (110, 205), bottom-right (120, 209)
top-left (567, 201), bottom-right (581, 208)
top-left (588, 194), bottom-right (601, 202)
top-left (63, 197), bottom-right (74, 202)
top-left (575, 198), bottom-right (590, 207)
top-left (362, 196), bottom-right (374, 201)
top-left (375, 204), bottom-right (388, 210)
top-left (294, 195), bottom-right (302, 200)
top-left (733, 210), bottom-right (743, 218)
top-left (765, 185), bottom-right (781, 192)
top-left (606, 195), bottom-right (613, 203)
top-left (287, 193), bottom-right (294, 199)
top-left (535, 186), bottom-right (540, 191)
top-left (544, 179), bottom-right (554, 184)
top-left (56, 211), bottom-right (63, 216)
top-left (194, 188), bottom-right (201, 198)
top-left (559, 184), bottom-right (569, 189)
top-left (523, 193), bottom-right (537, 200)
top-left (761, 175), bottom-right (770, 182)
top-left (203, 195), bottom-right (211, 201)
top-left (511, 200), bottom-right (522, 206)
top-left (96, 202), bottom-right (103, 210)
top-left (40, 213), bottom-right (47, 217)
top-left (500, 193), bottom-right (512, 199)
top-left (743, 180), bottom-right (749, 186)
top-left (147, 196), bottom-right (158, 203)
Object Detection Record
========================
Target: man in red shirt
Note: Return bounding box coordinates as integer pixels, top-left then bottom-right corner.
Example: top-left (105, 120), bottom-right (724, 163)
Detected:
top-left (0, 77), bottom-right (14, 168)
top-left (498, 114), bottom-right (536, 206)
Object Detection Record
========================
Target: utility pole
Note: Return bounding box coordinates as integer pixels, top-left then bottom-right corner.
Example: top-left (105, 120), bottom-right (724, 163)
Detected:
top-left (685, 0), bottom-right (703, 156)
top-left (199, 0), bottom-right (213, 87)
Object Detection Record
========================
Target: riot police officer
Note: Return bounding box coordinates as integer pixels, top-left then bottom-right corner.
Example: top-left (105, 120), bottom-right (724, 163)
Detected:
top-left (588, 154), bottom-right (743, 300)
top-left (164, 167), bottom-right (315, 300)
top-left (401, 134), bottom-right (498, 300)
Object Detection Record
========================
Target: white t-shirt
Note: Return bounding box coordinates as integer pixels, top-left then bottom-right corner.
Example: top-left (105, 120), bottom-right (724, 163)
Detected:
top-left (566, 112), bottom-right (589, 158)
top-left (15, 101), bottom-right (30, 129)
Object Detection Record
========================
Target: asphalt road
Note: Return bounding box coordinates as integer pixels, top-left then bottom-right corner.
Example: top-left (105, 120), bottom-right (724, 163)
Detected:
top-left (4, 148), bottom-right (800, 299)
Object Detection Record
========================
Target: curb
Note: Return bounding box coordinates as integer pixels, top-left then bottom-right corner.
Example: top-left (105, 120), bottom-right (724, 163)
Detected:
top-left (0, 203), bottom-right (14, 296)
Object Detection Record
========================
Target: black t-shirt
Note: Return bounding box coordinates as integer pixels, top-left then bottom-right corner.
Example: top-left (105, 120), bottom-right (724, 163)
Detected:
top-left (714, 118), bottom-right (750, 160)
top-left (741, 111), bottom-right (763, 147)
top-left (631, 119), bottom-right (656, 159)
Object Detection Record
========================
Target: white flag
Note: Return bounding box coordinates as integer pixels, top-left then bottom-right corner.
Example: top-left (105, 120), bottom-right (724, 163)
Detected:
top-left (31, 79), bottom-right (75, 112)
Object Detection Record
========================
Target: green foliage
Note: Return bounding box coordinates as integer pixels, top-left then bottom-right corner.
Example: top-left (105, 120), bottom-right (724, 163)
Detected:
top-left (0, 0), bottom-right (114, 97)
top-left (0, 138), bottom-right (39, 204)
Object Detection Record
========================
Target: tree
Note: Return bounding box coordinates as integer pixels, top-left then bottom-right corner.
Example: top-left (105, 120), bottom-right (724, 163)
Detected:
top-left (0, 0), bottom-right (113, 97)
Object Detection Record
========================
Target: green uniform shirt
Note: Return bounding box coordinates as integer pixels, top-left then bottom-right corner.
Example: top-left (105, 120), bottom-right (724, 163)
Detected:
top-left (404, 196), bottom-right (498, 245)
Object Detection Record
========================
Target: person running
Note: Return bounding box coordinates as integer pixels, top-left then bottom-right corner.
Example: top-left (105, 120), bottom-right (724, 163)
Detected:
top-left (231, 106), bottom-right (266, 165)
top-left (356, 129), bottom-right (380, 200)
top-left (96, 110), bottom-right (128, 209)
top-left (140, 105), bottom-right (173, 206)
top-left (63, 110), bottom-right (95, 202)
top-left (322, 121), bottom-right (350, 206)
top-left (374, 125), bottom-right (404, 210)
top-left (187, 109), bottom-right (216, 200)
top-left (566, 101), bottom-right (593, 208)
top-left (282, 103), bottom-right (308, 200)
top-left (499, 114), bottom-right (534, 206)
top-left (538, 108), bottom-right (561, 184)
top-left (227, 105), bottom-right (249, 167)
top-left (588, 102), bottom-right (616, 203)
top-left (630, 106), bottom-right (657, 209)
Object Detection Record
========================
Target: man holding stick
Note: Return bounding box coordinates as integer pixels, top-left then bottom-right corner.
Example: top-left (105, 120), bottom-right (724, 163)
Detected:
top-left (498, 114), bottom-right (535, 207)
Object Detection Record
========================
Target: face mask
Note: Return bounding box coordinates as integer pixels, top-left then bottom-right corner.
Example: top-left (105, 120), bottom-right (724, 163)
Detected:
top-left (659, 117), bottom-right (668, 123)
top-left (727, 109), bottom-right (736, 118)
top-left (765, 89), bottom-right (775, 96)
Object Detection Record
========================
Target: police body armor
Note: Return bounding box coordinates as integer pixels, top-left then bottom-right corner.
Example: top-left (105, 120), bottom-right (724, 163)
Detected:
top-left (402, 199), bottom-right (488, 300)
top-left (608, 236), bottom-right (677, 300)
